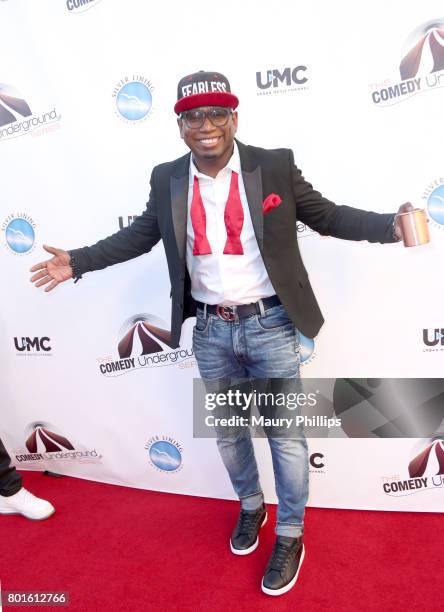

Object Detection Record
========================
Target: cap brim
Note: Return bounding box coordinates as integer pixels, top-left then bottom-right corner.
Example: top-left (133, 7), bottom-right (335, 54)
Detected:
top-left (174, 92), bottom-right (239, 114)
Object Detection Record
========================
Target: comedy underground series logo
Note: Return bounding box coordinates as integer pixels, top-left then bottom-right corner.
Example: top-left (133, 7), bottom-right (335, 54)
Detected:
top-left (97, 313), bottom-right (194, 377)
top-left (66, 0), bottom-right (104, 13)
top-left (370, 19), bottom-right (444, 106)
top-left (0, 83), bottom-right (61, 141)
top-left (381, 436), bottom-right (444, 497)
top-left (13, 422), bottom-right (103, 465)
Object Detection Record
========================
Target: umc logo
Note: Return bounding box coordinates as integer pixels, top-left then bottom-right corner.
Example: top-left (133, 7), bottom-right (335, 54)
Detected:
top-left (422, 328), bottom-right (444, 352)
top-left (309, 452), bottom-right (325, 473)
top-left (118, 215), bottom-right (138, 229)
top-left (256, 66), bottom-right (308, 95)
top-left (14, 336), bottom-right (51, 353)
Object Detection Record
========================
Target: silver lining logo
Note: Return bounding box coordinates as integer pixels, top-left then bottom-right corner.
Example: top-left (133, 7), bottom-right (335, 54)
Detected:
top-left (145, 436), bottom-right (183, 473)
top-left (113, 76), bottom-right (154, 123)
top-left (2, 213), bottom-right (36, 255)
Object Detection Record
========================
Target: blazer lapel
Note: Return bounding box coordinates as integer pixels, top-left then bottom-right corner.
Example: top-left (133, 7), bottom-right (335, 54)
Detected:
top-left (170, 153), bottom-right (190, 262)
top-left (237, 140), bottom-right (264, 254)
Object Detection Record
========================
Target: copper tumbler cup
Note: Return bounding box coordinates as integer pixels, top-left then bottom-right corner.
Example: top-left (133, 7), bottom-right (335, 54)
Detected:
top-left (397, 208), bottom-right (430, 247)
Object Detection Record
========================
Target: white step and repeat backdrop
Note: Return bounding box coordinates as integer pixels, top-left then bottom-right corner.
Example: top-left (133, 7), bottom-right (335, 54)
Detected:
top-left (1, 0), bottom-right (443, 512)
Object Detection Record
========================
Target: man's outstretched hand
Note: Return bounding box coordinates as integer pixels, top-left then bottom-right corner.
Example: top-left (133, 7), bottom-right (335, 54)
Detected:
top-left (30, 245), bottom-right (73, 292)
top-left (393, 202), bottom-right (415, 241)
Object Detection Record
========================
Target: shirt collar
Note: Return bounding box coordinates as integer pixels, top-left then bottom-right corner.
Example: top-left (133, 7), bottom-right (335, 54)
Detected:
top-left (190, 140), bottom-right (240, 180)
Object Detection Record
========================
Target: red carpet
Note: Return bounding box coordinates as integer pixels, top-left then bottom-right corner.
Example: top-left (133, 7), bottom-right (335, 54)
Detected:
top-left (0, 472), bottom-right (442, 612)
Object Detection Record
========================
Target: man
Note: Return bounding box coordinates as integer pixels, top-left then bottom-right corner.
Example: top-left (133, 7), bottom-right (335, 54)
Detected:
top-left (30, 71), bottom-right (409, 595)
top-left (0, 439), bottom-right (55, 520)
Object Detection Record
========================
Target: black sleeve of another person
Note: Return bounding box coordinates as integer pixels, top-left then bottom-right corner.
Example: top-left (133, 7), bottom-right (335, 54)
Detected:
top-left (0, 439), bottom-right (22, 497)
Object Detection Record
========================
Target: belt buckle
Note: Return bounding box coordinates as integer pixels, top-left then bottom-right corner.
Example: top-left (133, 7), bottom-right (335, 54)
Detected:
top-left (216, 305), bottom-right (236, 321)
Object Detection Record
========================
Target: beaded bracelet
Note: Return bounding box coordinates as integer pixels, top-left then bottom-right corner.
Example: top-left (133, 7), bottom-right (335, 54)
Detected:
top-left (68, 251), bottom-right (83, 283)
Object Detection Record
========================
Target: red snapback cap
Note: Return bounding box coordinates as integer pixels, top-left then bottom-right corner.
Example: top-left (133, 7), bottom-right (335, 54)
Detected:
top-left (174, 70), bottom-right (239, 114)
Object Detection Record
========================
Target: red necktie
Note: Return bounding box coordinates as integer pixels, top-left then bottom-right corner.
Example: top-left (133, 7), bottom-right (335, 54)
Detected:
top-left (190, 171), bottom-right (244, 256)
top-left (190, 176), bottom-right (212, 255)
top-left (223, 171), bottom-right (244, 255)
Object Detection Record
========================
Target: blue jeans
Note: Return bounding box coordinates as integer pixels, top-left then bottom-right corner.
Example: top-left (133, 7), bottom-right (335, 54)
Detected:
top-left (192, 303), bottom-right (309, 538)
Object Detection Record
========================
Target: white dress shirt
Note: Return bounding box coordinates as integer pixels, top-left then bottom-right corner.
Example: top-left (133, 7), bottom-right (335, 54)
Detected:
top-left (186, 142), bottom-right (276, 305)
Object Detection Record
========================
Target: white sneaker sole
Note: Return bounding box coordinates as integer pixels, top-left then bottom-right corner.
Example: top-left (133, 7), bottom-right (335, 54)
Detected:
top-left (261, 544), bottom-right (305, 596)
top-left (0, 507), bottom-right (55, 521)
top-left (230, 512), bottom-right (268, 556)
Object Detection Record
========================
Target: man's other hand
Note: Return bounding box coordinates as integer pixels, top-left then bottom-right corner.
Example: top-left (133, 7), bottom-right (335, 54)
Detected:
top-left (30, 245), bottom-right (73, 292)
top-left (393, 202), bottom-right (415, 241)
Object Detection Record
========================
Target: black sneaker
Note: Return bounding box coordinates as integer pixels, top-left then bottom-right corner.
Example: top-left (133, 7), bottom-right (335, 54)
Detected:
top-left (261, 535), bottom-right (305, 596)
top-left (230, 504), bottom-right (267, 555)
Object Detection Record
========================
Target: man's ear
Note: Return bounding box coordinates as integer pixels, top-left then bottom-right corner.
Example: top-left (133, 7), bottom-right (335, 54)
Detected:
top-left (177, 118), bottom-right (184, 139)
top-left (232, 111), bottom-right (238, 133)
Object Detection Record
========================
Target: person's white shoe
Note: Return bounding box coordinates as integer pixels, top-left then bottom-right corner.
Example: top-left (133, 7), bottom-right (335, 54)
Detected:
top-left (0, 487), bottom-right (55, 520)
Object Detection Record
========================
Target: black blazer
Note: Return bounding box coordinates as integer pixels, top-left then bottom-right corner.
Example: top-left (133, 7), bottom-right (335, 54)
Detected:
top-left (70, 140), bottom-right (396, 347)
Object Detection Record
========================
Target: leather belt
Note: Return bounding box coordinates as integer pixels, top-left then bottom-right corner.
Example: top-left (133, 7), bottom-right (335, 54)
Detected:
top-left (196, 295), bottom-right (281, 321)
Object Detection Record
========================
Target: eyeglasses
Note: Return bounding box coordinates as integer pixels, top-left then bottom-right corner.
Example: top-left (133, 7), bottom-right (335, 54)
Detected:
top-left (180, 107), bottom-right (233, 129)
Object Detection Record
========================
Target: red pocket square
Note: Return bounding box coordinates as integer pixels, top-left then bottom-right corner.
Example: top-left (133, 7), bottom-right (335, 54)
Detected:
top-left (262, 193), bottom-right (282, 214)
